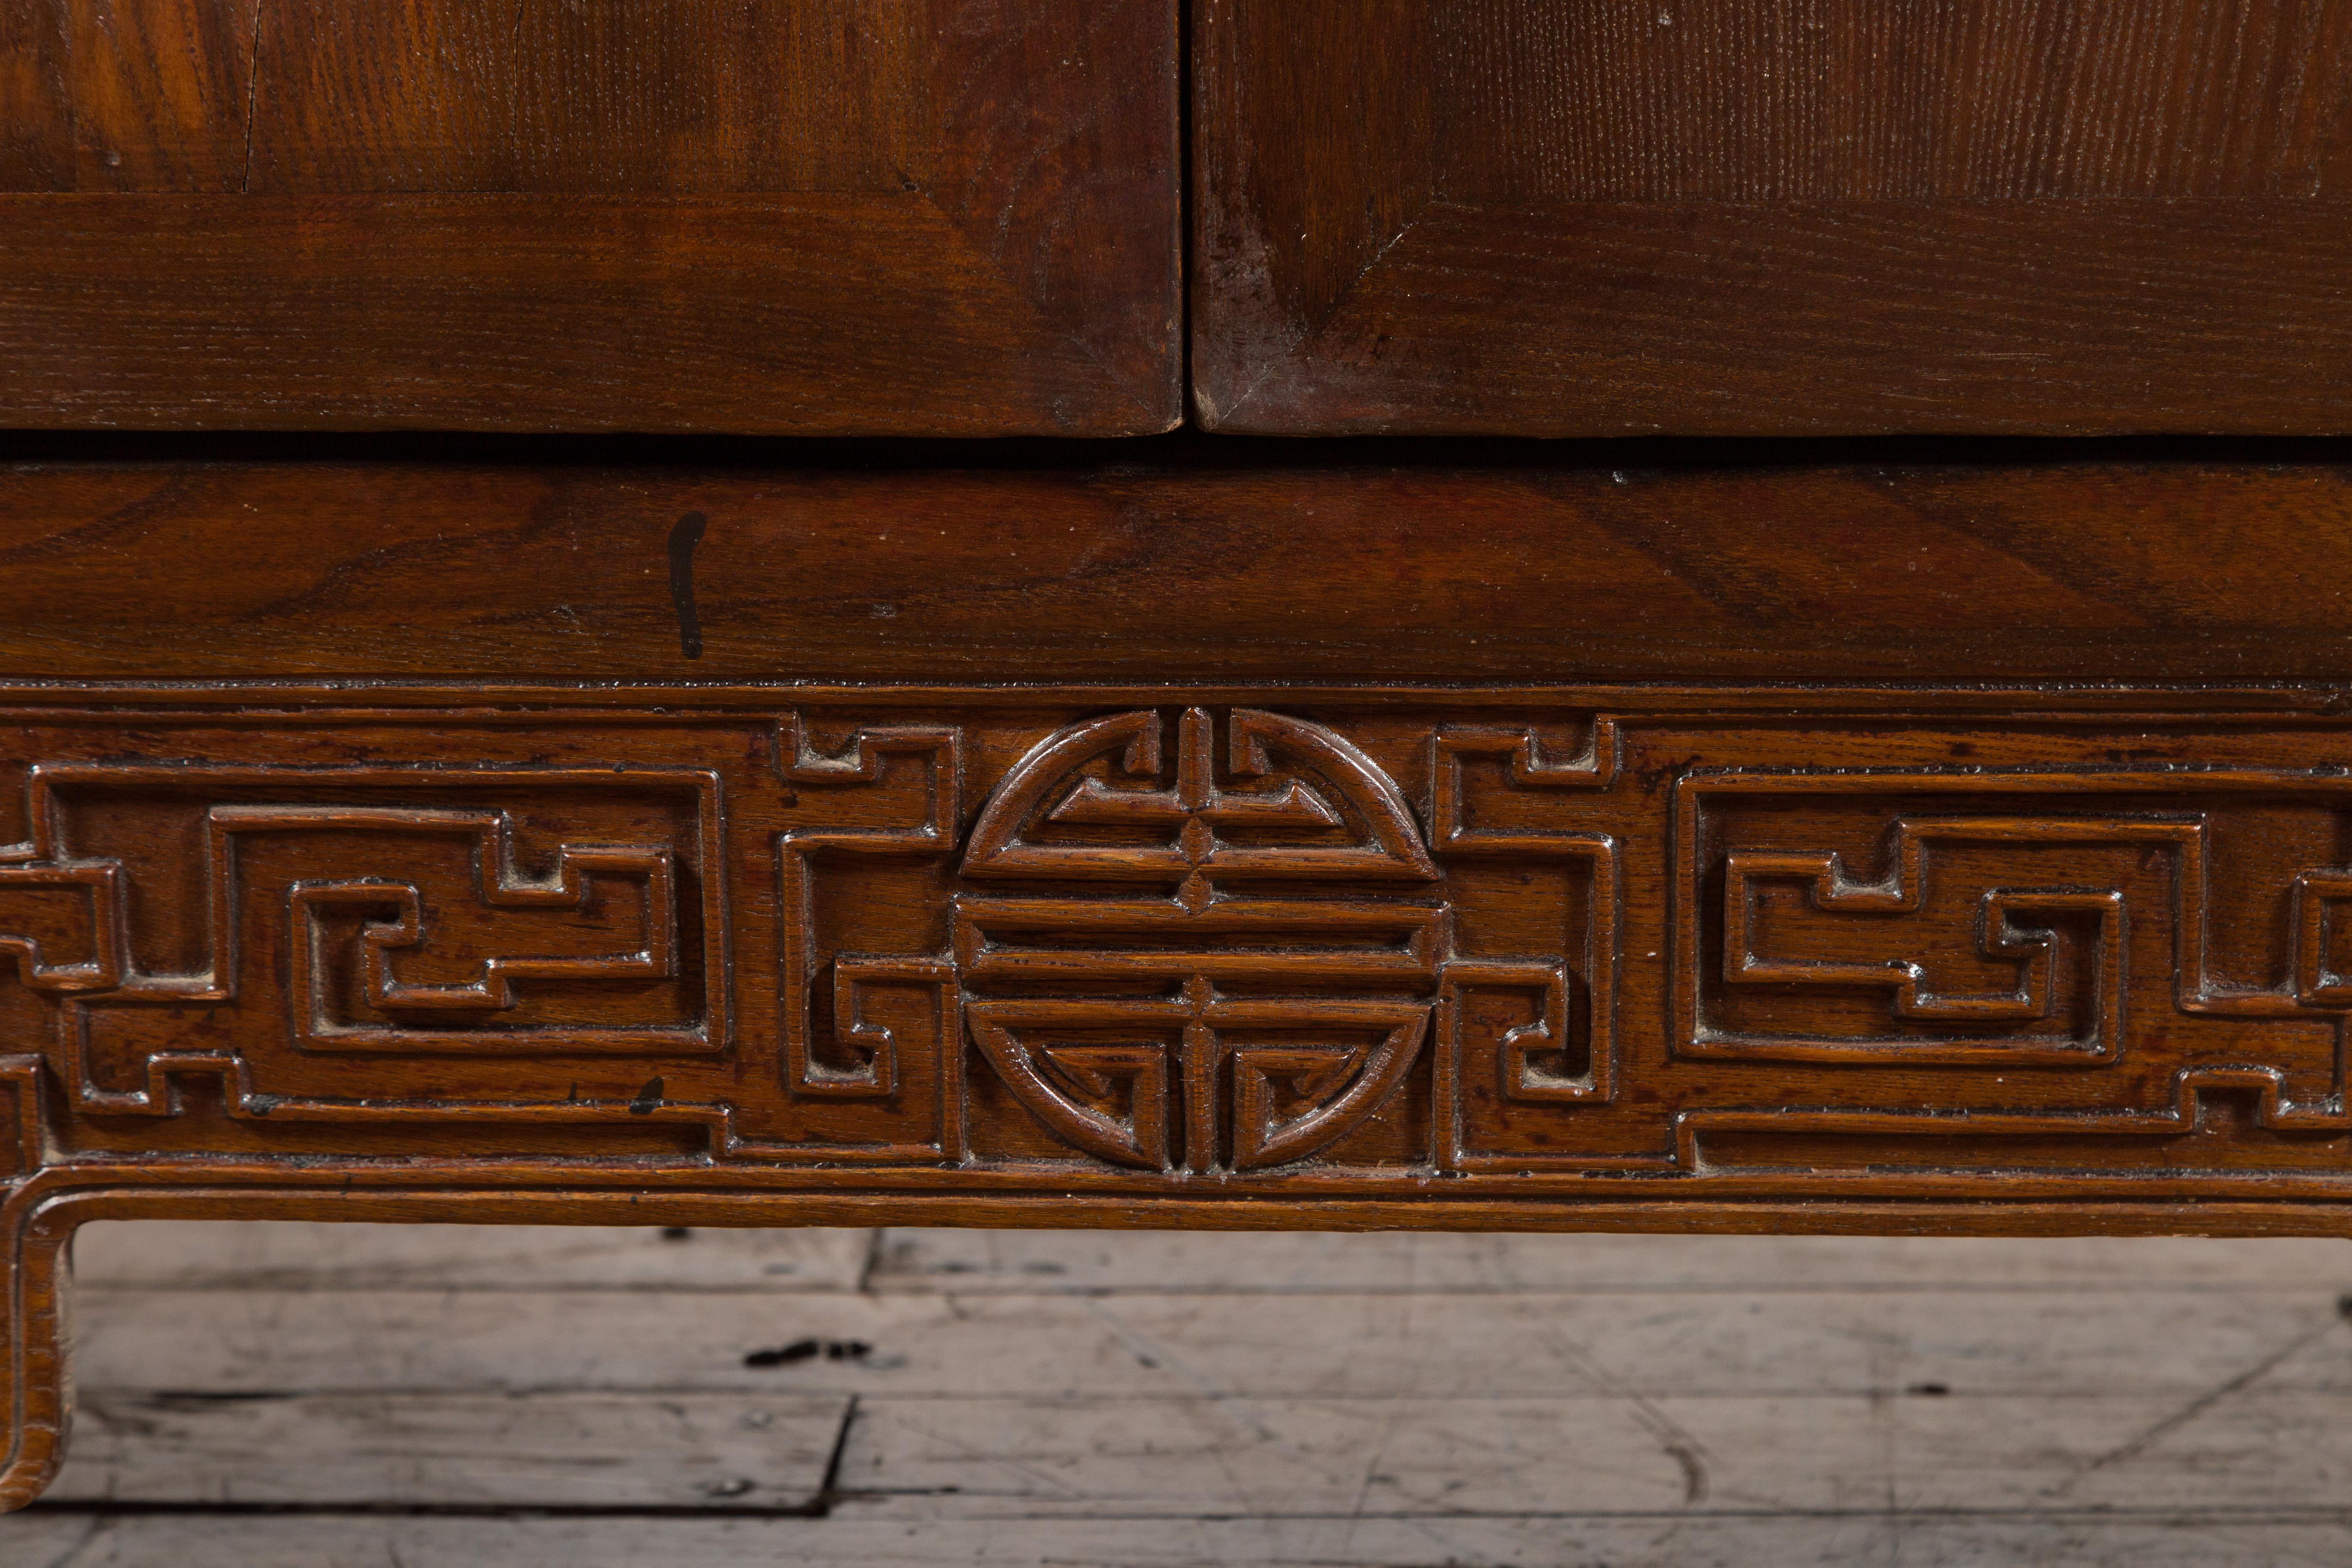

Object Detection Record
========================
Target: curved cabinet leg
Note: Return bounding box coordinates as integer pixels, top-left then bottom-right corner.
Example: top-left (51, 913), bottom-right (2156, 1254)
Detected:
top-left (0, 1192), bottom-right (70, 1512)
top-left (0, 1053), bottom-right (71, 1513)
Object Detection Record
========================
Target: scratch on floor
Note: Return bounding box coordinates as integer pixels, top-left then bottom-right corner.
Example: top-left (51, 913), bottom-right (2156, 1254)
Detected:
top-left (1078, 1296), bottom-right (1293, 1516)
top-left (2043, 1296), bottom-right (2352, 1499)
top-left (1534, 1318), bottom-right (1715, 1507)
top-left (877, 1409), bottom-right (1085, 1501)
top-left (1078, 1298), bottom-right (1283, 1445)
top-left (1339, 1404), bottom-right (1405, 1547)
top-left (37, 1515), bottom-right (107, 1568)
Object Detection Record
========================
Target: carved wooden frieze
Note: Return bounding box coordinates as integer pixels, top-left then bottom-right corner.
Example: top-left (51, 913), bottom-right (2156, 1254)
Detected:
top-left (5, 686), bottom-right (2352, 1503)
top-left (0, 689), bottom-right (2346, 1203)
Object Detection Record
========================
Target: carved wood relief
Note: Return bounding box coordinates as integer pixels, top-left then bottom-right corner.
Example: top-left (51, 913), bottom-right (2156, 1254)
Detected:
top-left (1677, 769), bottom-right (2352, 1174)
top-left (0, 691), bottom-right (2345, 1203)
top-left (6, 686), bottom-right (2352, 1504)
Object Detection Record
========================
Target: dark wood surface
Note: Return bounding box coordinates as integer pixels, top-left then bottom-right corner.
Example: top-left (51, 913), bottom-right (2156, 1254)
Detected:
top-left (0, 444), bottom-right (2347, 1509)
top-left (4, 438), bottom-right (2352, 683)
top-left (12, 0), bottom-right (2352, 1529)
top-left (0, 0), bottom-right (1180, 434)
top-left (12, 681), bottom-right (2352, 1507)
top-left (1195, 0), bottom-right (2352, 434)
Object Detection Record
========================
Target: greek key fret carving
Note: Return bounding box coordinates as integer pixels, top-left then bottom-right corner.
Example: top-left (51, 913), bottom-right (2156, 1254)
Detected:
top-left (282, 812), bottom-right (681, 1054)
top-left (1427, 723), bottom-right (1618, 1108)
top-left (1675, 769), bottom-right (2352, 1172)
top-left (9, 693), bottom-right (2352, 1518)
top-left (0, 701), bottom-right (2350, 1193)
top-left (34, 764), bottom-right (726, 1116)
top-left (775, 716), bottom-right (962, 1099)
top-left (1717, 819), bottom-right (2136, 1062)
top-left (0, 865), bottom-right (123, 996)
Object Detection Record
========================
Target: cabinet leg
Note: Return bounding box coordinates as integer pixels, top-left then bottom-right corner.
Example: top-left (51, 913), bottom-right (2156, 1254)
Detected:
top-left (0, 1197), bottom-right (71, 1512)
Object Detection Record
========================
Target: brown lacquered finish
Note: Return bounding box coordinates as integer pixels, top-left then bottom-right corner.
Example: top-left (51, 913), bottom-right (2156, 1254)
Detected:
top-left (0, 448), bottom-right (2349, 1507)
top-left (13, 0), bottom-right (2352, 1512)
top-left (6, 443), bottom-right (2352, 683)
top-left (7, 686), bottom-right (2352, 1503)
top-left (1194, 0), bottom-right (2352, 434)
top-left (0, 0), bottom-right (1180, 434)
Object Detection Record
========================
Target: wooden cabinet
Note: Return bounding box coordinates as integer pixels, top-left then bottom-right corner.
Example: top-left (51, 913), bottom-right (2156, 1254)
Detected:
top-left (2, 0), bottom-right (2351, 1515)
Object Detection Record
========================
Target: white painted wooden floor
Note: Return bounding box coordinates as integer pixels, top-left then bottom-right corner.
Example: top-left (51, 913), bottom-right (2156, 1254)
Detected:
top-left (3, 1225), bottom-right (2350, 1566)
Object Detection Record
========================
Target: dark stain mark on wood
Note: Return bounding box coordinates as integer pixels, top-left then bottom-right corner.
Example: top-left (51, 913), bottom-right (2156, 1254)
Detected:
top-left (628, 1078), bottom-right (665, 1116)
top-left (744, 1339), bottom-right (873, 1368)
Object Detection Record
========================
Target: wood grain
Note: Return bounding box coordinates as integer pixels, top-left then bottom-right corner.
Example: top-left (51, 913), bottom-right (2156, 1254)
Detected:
top-left (73, 1282), bottom-right (2337, 1400)
top-left (71, 1220), bottom-right (2352, 1295)
top-left (242, 0), bottom-right (921, 194)
top-left (62, 0), bottom-right (255, 191)
top-left (0, 196), bottom-right (1155, 433)
top-left (52, 1391), bottom-right (850, 1507)
top-left (861, 1227), bottom-right (2352, 1294)
top-left (41, 1387), bottom-right (2352, 1517)
top-left (0, 1224), bottom-right (2341, 1560)
top-left (1439, 0), bottom-right (2352, 202)
top-left (4, 450), bottom-right (2352, 682)
top-left (0, 0), bottom-right (70, 187)
top-left (1194, 0), bottom-right (1434, 393)
top-left (0, 0), bottom-right (1180, 431)
top-left (73, 1220), bottom-right (875, 1291)
top-left (1198, 0), bottom-right (2352, 432)
top-left (1214, 201), bottom-right (2352, 434)
top-left (0, 668), bottom-right (2351, 1507)
top-left (838, 1390), bottom-right (2352, 1518)
top-left (12, 1516), bottom-right (2350, 1567)
top-left (2, 686), bottom-right (2352, 1521)
top-left (0, 449), bottom-right (2348, 1510)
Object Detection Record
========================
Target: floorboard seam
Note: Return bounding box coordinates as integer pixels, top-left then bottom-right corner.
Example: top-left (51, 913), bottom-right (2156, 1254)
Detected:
top-left (20, 1504), bottom-right (2352, 1524)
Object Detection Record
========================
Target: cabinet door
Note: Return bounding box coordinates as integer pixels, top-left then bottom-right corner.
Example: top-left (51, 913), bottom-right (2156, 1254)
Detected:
top-left (1195, 0), bottom-right (2352, 434)
top-left (0, 0), bottom-right (1178, 433)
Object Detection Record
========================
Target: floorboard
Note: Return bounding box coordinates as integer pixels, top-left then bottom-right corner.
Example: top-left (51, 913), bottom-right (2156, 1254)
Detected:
top-left (18, 1513), bottom-right (2352, 1568)
top-left (3, 1225), bottom-right (2347, 1565)
top-left (49, 1391), bottom-right (848, 1508)
top-left (63, 1280), bottom-right (2352, 1397)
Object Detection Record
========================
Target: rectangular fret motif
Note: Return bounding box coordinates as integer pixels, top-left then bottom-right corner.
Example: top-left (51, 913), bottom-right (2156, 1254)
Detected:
top-left (0, 695), bottom-right (2348, 1200)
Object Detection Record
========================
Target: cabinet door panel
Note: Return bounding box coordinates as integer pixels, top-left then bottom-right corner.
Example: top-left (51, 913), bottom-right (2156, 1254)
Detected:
top-left (0, 0), bottom-right (1178, 433)
top-left (1196, 0), bottom-right (2352, 434)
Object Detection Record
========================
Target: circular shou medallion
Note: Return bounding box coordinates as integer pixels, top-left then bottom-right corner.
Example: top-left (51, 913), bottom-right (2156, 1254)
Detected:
top-left (956, 708), bottom-right (1444, 1173)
